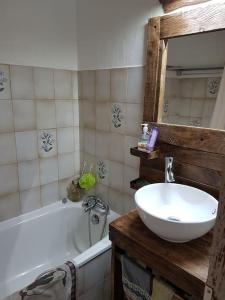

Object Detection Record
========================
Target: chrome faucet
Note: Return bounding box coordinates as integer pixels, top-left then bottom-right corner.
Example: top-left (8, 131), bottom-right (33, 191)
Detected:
top-left (165, 157), bottom-right (175, 183)
top-left (82, 195), bottom-right (109, 214)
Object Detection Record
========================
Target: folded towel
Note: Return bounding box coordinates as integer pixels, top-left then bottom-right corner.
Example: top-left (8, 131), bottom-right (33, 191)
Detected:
top-left (121, 255), bottom-right (152, 300)
top-left (7, 261), bottom-right (76, 300)
top-left (151, 278), bottom-right (175, 300)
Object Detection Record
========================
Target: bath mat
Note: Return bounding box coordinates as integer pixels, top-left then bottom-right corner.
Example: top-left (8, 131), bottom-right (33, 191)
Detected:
top-left (5, 261), bottom-right (76, 300)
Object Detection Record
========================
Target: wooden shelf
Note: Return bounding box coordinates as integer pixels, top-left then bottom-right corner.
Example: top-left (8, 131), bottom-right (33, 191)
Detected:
top-left (130, 178), bottom-right (150, 190)
top-left (109, 210), bottom-right (212, 300)
top-left (130, 147), bottom-right (160, 160)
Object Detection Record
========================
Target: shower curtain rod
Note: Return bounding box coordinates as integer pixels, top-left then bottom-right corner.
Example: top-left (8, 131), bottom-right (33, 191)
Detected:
top-left (167, 66), bottom-right (224, 72)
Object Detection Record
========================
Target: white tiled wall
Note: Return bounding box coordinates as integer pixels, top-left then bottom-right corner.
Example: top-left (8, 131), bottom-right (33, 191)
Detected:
top-left (79, 67), bottom-right (144, 215)
top-left (162, 77), bottom-right (221, 127)
top-left (0, 64), bottom-right (80, 221)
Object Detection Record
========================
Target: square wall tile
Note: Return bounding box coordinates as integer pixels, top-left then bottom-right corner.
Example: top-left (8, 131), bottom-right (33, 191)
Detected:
top-left (0, 164), bottom-right (18, 196)
top-left (177, 98), bottom-right (191, 117)
top-left (54, 70), bottom-right (73, 99)
top-left (20, 187), bottom-right (41, 214)
top-left (58, 153), bottom-right (75, 179)
top-left (82, 100), bottom-right (96, 129)
top-left (181, 79), bottom-right (193, 98)
top-left (96, 159), bottom-right (109, 186)
top-left (111, 103), bottom-right (125, 134)
top-left (84, 129), bottom-right (95, 156)
top-left (41, 181), bottom-right (59, 206)
top-left (16, 131), bottom-right (38, 162)
top-left (0, 65), bottom-right (11, 99)
top-left (72, 71), bottom-right (78, 100)
top-left (190, 98), bottom-right (204, 118)
top-left (33, 67), bottom-right (54, 99)
top-left (18, 160), bottom-right (40, 191)
top-left (57, 127), bottom-right (74, 154)
top-left (0, 100), bottom-right (14, 133)
top-left (10, 66), bottom-right (33, 99)
top-left (80, 71), bottom-right (95, 101)
top-left (192, 78), bottom-right (206, 98)
top-left (109, 133), bottom-right (124, 163)
top-left (38, 129), bottom-right (57, 158)
top-left (0, 193), bottom-right (20, 222)
top-left (96, 183), bottom-right (109, 202)
top-left (96, 70), bottom-right (110, 102)
top-left (58, 178), bottom-right (71, 199)
top-left (125, 103), bottom-right (142, 137)
top-left (36, 100), bottom-right (56, 129)
top-left (74, 127), bottom-right (80, 151)
top-left (40, 157), bottom-right (58, 185)
top-left (74, 151), bottom-right (80, 176)
top-left (203, 99), bottom-right (215, 118)
top-left (123, 166), bottom-right (139, 196)
top-left (13, 100), bottom-right (36, 131)
top-left (0, 133), bottom-right (17, 165)
top-left (109, 161), bottom-right (124, 191)
top-left (73, 100), bottom-right (79, 126)
top-left (108, 188), bottom-right (124, 214)
top-left (127, 67), bottom-right (144, 103)
top-left (110, 69), bottom-right (127, 102)
top-left (96, 103), bottom-right (110, 132)
top-left (95, 131), bottom-right (109, 159)
top-left (124, 136), bottom-right (139, 168)
top-left (56, 100), bottom-right (73, 127)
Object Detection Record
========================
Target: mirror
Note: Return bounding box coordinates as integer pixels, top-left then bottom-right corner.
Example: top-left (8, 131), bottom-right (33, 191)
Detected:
top-left (161, 31), bottom-right (225, 130)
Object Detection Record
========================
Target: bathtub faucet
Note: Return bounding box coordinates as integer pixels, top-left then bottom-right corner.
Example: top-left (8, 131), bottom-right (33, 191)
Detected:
top-left (82, 195), bottom-right (109, 214)
top-left (165, 156), bottom-right (175, 183)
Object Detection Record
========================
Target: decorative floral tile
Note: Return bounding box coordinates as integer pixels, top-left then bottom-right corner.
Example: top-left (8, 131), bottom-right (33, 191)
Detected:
top-left (207, 78), bottom-right (221, 98)
top-left (0, 65), bottom-right (11, 99)
top-left (96, 159), bottom-right (109, 186)
top-left (38, 130), bottom-right (57, 158)
top-left (111, 103), bottom-right (124, 129)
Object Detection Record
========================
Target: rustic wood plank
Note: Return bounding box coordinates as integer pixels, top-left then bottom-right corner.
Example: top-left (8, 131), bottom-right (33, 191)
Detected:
top-left (160, 2), bottom-right (225, 39)
top-left (111, 244), bottom-right (124, 300)
top-left (143, 18), bottom-right (161, 122)
top-left (155, 40), bottom-right (168, 122)
top-left (141, 158), bottom-right (221, 189)
top-left (207, 166), bottom-right (225, 300)
top-left (159, 0), bottom-right (212, 13)
top-left (140, 162), bottom-right (219, 199)
top-left (109, 210), bottom-right (212, 299)
top-left (151, 122), bottom-right (225, 155)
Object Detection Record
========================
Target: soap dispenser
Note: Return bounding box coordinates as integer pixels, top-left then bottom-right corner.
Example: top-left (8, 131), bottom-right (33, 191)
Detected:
top-left (138, 123), bottom-right (149, 150)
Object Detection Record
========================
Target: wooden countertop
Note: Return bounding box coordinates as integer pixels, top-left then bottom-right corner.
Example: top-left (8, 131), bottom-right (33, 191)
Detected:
top-left (109, 210), bottom-right (212, 299)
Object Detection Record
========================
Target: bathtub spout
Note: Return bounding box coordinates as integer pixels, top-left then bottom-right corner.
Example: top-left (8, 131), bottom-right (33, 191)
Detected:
top-left (82, 195), bottom-right (109, 214)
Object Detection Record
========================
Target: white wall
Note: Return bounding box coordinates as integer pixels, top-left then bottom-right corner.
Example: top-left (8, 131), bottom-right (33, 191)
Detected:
top-left (76, 0), bottom-right (163, 70)
top-left (0, 0), bottom-right (78, 70)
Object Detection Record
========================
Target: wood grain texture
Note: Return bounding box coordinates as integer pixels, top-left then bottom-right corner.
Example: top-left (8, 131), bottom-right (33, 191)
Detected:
top-left (143, 18), bottom-right (161, 122)
top-left (159, 0), bottom-right (212, 13)
top-left (160, 2), bottom-right (225, 39)
top-left (151, 123), bottom-right (225, 155)
top-left (207, 167), bottom-right (225, 300)
top-left (110, 210), bottom-right (212, 300)
top-left (155, 40), bottom-right (168, 122)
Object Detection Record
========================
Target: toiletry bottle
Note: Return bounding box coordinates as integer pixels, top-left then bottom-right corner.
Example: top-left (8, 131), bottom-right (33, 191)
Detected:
top-left (146, 127), bottom-right (158, 153)
top-left (138, 124), bottom-right (149, 150)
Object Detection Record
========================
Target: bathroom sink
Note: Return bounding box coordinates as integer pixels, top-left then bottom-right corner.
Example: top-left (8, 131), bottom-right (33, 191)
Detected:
top-left (135, 183), bottom-right (218, 243)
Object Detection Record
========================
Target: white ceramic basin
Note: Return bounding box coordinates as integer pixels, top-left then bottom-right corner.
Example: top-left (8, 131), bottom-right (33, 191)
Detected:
top-left (135, 183), bottom-right (218, 243)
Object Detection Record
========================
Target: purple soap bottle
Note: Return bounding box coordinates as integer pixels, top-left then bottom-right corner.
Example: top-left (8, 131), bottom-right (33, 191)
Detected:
top-left (146, 127), bottom-right (158, 152)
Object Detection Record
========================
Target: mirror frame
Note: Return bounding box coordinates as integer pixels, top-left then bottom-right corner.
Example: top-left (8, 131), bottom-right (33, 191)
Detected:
top-left (144, 2), bottom-right (225, 299)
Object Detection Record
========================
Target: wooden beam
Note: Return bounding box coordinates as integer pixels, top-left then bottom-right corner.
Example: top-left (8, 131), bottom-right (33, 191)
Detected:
top-left (207, 165), bottom-right (225, 300)
top-left (159, 0), bottom-right (212, 13)
top-left (160, 2), bottom-right (225, 39)
top-left (143, 18), bottom-right (161, 122)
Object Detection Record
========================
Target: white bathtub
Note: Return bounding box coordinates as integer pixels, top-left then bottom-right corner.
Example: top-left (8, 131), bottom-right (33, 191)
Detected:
top-left (0, 200), bottom-right (119, 300)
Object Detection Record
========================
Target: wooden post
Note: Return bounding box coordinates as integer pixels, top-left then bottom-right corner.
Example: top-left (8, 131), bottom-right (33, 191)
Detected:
top-left (111, 244), bottom-right (124, 300)
top-left (207, 167), bottom-right (225, 300)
